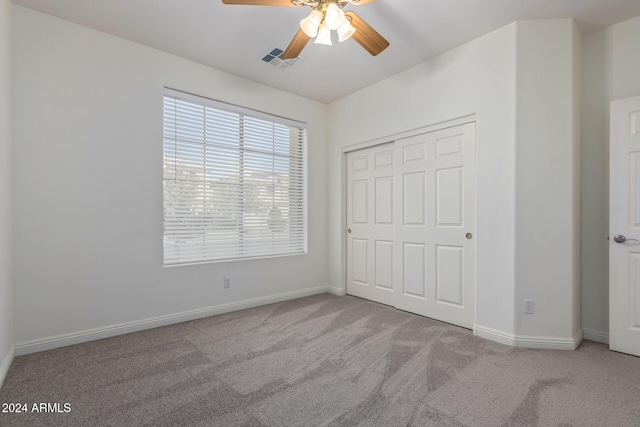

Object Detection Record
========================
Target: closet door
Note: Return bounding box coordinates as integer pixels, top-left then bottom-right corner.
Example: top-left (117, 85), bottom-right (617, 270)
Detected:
top-left (346, 122), bottom-right (476, 329)
top-left (394, 123), bottom-right (476, 328)
top-left (346, 142), bottom-right (397, 306)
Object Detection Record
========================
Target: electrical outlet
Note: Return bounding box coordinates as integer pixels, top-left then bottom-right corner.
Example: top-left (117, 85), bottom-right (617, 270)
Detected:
top-left (524, 299), bottom-right (534, 314)
top-left (224, 278), bottom-right (231, 289)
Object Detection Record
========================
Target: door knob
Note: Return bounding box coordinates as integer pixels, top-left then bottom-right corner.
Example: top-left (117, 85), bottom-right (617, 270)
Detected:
top-left (614, 235), bottom-right (639, 243)
top-left (347, 229), bottom-right (352, 234)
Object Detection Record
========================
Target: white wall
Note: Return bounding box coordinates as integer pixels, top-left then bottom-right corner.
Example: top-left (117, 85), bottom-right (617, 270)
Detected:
top-left (12, 6), bottom-right (329, 348)
top-left (514, 20), bottom-right (581, 340)
top-left (0, 0), bottom-right (14, 384)
top-left (328, 24), bottom-right (519, 337)
top-left (581, 15), bottom-right (640, 341)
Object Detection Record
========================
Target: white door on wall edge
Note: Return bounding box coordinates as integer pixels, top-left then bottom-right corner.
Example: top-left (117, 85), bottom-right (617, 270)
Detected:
top-left (346, 122), bottom-right (476, 329)
top-left (610, 96), bottom-right (640, 357)
top-left (346, 142), bottom-right (397, 307)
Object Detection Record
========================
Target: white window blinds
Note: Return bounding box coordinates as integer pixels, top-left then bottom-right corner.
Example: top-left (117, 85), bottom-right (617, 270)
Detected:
top-left (163, 89), bottom-right (307, 266)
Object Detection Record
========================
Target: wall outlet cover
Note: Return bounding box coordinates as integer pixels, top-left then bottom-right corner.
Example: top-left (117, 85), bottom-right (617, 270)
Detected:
top-left (524, 299), bottom-right (534, 314)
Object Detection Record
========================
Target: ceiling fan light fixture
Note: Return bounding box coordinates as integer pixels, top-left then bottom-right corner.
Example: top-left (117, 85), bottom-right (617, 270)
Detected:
top-left (337, 19), bottom-right (356, 42)
top-left (314, 22), bottom-right (332, 45)
top-left (324, 3), bottom-right (345, 30)
top-left (300, 9), bottom-right (322, 38)
top-left (221, 0), bottom-right (389, 59)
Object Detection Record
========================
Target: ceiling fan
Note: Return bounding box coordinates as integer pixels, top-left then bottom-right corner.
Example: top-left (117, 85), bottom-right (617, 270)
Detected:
top-left (221, 0), bottom-right (389, 59)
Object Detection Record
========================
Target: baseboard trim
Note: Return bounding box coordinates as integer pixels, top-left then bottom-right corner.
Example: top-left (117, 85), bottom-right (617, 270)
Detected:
top-left (15, 286), bottom-right (334, 356)
top-left (326, 285), bottom-right (346, 296)
top-left (583, 328), bottom-right (609, 344)
top-left (0, 345), bottom-right (15, 389)
top-left (473, 325), bottom-right (518, 347)
top-left (474, 325), bottom-right (583, 350)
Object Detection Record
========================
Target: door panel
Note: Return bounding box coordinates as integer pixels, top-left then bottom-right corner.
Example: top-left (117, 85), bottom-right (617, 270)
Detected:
top-left (375, 150), bottom-right (394, 169)
top-left (351, 180), bottom-right (368, 224)
top-left (375, 177), bottom-right (394, 224)
top-left (375, 240), bottom-right (394, 289)
top-left (436, 167), bottom-right (463, 226)
top-left (403, 243), bottom-right (427, 298)
top-left (436, 245), bottom-right (464, 306)
top-left (351, 238), bottom-right (368, 284)
top-left (610, 96), bottom-right (640, 357)
top-left (395, 123), bottom-right (475, 328)
top-left (346, 123), bottom-right (476, 328)
top-left (631, 152), bottom-right (640, 226)
top-left (403, 142), bottom-right (425, 163)
top-left (436, 133), bottom-right (463, 157)
top-left (346, 142), bottom-right (396, 305)
top-left (629, 254), bottom-right (640, 329)
top-left (403, 173), bottom-right (426, 225)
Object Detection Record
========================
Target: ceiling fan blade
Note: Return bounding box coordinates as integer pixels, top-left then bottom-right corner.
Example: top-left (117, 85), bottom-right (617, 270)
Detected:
top-left (344, 11), bottom-right (389, 56)
top-left (281, 29), bottom-right (311, 59)
top-left (221, 0), bottom-right (300, 6)
top-left (349, 0), bottom-right (377, 5)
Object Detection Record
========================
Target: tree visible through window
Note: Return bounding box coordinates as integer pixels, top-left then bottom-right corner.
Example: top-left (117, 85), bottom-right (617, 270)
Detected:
top-left (163, 89), bottom-right (307, 266)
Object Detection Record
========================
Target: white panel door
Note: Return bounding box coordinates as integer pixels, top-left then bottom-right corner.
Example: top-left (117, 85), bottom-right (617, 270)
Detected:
top-left (610, 96), bottom-right (640, 357)
top-left (346, 123), bottom-right (476, 329)
top-left (394, 123), bottom-right (476, 328)
top-left (346, 142), bottom-right (397, 306)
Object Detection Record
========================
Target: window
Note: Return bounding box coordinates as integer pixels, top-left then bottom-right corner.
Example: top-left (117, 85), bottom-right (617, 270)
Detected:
top-left (163, 89), bottom-right (307, 266)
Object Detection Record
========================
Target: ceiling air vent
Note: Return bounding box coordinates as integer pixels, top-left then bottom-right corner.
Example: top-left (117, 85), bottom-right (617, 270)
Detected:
top-left (260, 47), bottom-right (300, 70)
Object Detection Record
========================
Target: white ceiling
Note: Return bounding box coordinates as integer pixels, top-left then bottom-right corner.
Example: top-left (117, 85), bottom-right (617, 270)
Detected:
top-left (12, 0), bottom-right (640, 103)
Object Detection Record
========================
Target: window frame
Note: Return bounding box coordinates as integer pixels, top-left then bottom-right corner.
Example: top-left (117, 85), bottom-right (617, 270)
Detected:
top-left (162, 88), bottom-right (308, 267)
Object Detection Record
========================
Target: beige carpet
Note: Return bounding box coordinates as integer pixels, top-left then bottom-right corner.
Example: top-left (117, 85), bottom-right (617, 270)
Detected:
top-left (1, 293), bottom-right (639, 426)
